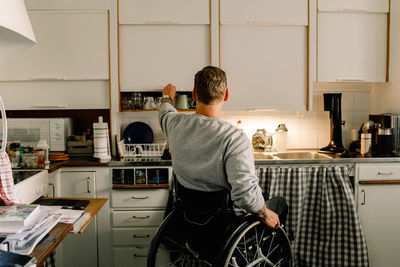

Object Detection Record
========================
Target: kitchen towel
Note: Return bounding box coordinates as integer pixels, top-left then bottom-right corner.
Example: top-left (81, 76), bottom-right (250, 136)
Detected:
top-left (258, 165), bottom-right (369, 267)
top-left (0, 150), bottom-right (15, 205)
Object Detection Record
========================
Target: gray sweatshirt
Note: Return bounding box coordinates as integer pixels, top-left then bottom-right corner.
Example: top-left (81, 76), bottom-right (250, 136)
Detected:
top-left (159, 102), bottom-right (265, 213)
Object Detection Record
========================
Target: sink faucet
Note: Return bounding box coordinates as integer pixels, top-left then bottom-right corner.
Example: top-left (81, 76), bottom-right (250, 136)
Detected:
top-left (252, 129), bottom-right (273, 152)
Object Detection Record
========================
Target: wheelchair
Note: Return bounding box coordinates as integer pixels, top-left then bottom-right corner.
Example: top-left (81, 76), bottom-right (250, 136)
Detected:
top-left (147, 181), bottom-right (292, 267)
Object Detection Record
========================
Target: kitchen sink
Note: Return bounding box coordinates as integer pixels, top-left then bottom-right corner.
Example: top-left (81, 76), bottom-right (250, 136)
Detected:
top-left (253, 153), bottom-right (276, 160)
top-left (275, 152), bottom-right (332, 159)
top-left (253, 151), bottom-right (332, 160)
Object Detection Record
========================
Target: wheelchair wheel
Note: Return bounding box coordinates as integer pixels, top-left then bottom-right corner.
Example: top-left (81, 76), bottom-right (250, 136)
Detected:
top-left (147, 209), bottom-right (213, 267)
top-left (219, 220), bottom-right (292, 267)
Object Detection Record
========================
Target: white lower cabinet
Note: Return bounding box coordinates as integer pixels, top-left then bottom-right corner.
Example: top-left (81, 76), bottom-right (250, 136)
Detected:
top-left (357, 163), bottom-right (400, 267)
top-left (112, 188), bottom-right (169, 267)
top-left (51, 167), bottom-right (112, 267)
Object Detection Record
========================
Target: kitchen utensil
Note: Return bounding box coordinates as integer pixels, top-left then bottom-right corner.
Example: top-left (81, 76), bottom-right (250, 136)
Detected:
top-left (360, 133), bottom-right (372, 157)
top-left (377, 128), bottom-right (394, 156)
top-left (123, 121), bottom-right (153, 144)
top-left (175, 94), bottom-right (188, 109)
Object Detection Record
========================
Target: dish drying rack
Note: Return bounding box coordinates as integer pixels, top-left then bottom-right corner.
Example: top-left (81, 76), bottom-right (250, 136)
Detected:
top-left (118, 140), bottom-right (166, 159)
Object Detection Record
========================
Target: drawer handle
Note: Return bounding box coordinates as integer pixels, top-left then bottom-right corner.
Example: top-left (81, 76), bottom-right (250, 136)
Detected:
top-left (131, 196), bottom-right (149, 200)
top-left (132, 215), bottom-right (150, 219)
top-left (133, 234), bottom-right (150, 238)
top-left (134, 254), bottom-right (147, 258)
top-left (377, 172), bottom-right (393, 175)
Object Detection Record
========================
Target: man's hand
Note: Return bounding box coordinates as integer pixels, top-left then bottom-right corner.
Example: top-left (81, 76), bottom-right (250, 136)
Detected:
top-left (257, 205), bottom-right (280, 229)
top-left (163, 84), bottom-right (177, 100)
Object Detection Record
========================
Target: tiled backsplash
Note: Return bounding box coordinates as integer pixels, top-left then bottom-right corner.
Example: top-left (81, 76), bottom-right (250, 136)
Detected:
top-left (118, 90), bottom-right (370, 151)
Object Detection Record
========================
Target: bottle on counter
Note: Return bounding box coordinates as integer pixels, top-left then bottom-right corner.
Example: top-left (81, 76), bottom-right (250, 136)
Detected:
top-left (275, 123), bottom-right (288, 152)
top-left (360, 133), bottom-right (372, 157)
top-left (36, 140), bottom-right (50, 168)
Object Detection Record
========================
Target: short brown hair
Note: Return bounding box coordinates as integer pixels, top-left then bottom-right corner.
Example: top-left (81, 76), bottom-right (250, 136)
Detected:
top-left (194, 66), bottom-right (227, 105)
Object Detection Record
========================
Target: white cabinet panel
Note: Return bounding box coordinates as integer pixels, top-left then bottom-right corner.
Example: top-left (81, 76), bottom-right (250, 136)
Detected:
top-left (221, 0), bottom-right (308, 25)
top-left (0, 81), bottom-right (109, 110)
top-left (112, 228), bottom-right (157, 246)
top-left (358, 164), bottom-right (400, 181)
top-left (119, 25), bottom-right (209, 91)
top-left (111, 189), bottom-right (169, 208)
top-left (318, 0), bottom-right (389, 13)
top-left (221, 25), bottom-right (307, 111)
top-left (0, 11), bottom-right (109, 81)
top-left (119, 0), bottom-right (209, 24)
top-left (60, 171), bottom-right (96, 198)
top-left (317, 12), bottom-right (387, 82)
top-left (358, 184), bottom-right (400, 266)
top-left (114, 247), bottom-right (149, 267)
top-left (59, 171), bottom-right (97, 267)
top-left (112, 210), bottom-right (164, 227)
top-left (25, 0), bottom-right (111, 10)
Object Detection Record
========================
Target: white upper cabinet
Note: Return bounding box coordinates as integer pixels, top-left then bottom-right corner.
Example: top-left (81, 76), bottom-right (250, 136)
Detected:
top-left (221, 25), bottom-right (308, 111)
top-left (318, 0), bottom-right (389, 13)
top-left (119, 0), bottom-right (209, 24)
top-left (119, 25), bottom-right (209, 91)
top-left (317, 12), bottom-right (388, 82)
top-left (0, 11), bottom-right (109, 81)
top-left (24, 0), bottom-right (111, 10)
top-left (220, 0), bottom-right (308, 25)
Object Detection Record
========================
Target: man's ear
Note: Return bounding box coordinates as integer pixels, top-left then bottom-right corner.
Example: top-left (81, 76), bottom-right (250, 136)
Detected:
top-left (192, 88), bottom-right (197, 101)
top-left (224, 88), bottom-right (229, 101)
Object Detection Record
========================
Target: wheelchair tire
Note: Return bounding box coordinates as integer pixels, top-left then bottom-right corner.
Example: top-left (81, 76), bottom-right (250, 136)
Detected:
top-left (218, 219), bottom-right (292, 267)
top-left (147, 209), bottom-right (213, 267)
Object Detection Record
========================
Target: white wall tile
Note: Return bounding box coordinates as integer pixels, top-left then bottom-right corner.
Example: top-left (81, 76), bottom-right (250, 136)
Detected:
top-left (341, 92), bottom-right (354, 111)
top-left (317, 130), bottom-right (330, 148)
top-left (354, 92), bottom-right (370, 110)
top-left (354, 111), bottom-right (369, 131)
top-left (287, 130), bottom-right (300, 149)
top-left (317, 111), bottom-right (330, 130)
top-left (300, 112), bottom-right (317, 131)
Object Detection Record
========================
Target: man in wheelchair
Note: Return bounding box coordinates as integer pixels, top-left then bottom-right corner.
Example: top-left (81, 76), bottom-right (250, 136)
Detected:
top-left (148, 66), bottom-right (291, 266)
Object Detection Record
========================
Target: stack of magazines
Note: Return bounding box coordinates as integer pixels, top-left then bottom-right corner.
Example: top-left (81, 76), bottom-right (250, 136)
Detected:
top-left (0, 204), bottom-right (89, 255)
top-left (0, 205), bottom-right (62, 255)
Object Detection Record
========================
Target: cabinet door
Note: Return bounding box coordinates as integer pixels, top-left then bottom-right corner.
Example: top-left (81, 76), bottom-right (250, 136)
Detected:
top-left (25, 0), bottom-right (111, 10)
top-left (358, 184), bottom-right (400, 267)
top-left (119, 25), bottom-right (209, 91)
top-left (317, 12), bottom-right (387, 82)
top-left (114, 247), bottom-right (149, 267)
top-left (59, 171), bottom-right (97, 267)
top-left (0, 11), bottom-right (109, 81)
top-left (220, 0), bottom-right (308, 25)
top-left (60, 171), bottom-right (95, 197)
top-left (221, 25), bottom-right (307, 111)
top-left (318, 0), bottom-right (389, 13)
top-left (119, 0), bottom-right (209, 24)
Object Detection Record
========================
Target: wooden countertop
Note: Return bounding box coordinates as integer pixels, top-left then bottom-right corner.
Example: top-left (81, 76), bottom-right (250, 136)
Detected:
top-left (30, 197), bottom-right (107, 266)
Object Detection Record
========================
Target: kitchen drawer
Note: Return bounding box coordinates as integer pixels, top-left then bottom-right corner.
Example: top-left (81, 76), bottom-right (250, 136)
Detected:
top-left (111, 189), bottom-right (169, 208)
top-left (113, 247), bottom-right (149, 267)
top-left (112, 227), bottom-right (157, 246)
top-left (358, 164), bottom-right (400, 181)
top-left (112, 210), bottom-right (164, 227)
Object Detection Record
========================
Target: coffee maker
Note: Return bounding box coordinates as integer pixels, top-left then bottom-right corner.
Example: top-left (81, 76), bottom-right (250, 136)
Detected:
top-left (369, 114), bottom-right (397, 156)
top-left (319, 93), bottom-right (346, 154)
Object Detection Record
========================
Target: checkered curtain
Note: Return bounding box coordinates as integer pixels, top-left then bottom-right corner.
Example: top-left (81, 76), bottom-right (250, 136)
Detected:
top-left (258, 165), bottom-right (369, 267)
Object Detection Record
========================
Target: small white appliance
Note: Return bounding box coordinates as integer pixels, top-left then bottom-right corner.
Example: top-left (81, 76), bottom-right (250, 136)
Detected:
top-left (0, 118), bottom-right (72, 151)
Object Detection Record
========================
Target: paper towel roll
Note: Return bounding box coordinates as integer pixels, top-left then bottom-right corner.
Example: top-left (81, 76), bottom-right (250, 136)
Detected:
top-left (93, 116), bottom-right (111, 162)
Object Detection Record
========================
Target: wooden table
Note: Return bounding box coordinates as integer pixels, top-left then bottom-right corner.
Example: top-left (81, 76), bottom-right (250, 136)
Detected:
top-left (30, 197), bottom-right (107, 267)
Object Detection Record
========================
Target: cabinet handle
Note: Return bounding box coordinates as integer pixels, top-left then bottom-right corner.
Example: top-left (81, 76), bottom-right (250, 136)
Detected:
top-left (131, 196), bottom-right (149, 200)
top-left (338, 8), bottom-right (368, 13)
top-left (377, 171), bottom-right (393, 176)
top-left (31, 104), bottom-right (70, 109)
top-left (360, 189), bottom-right (366, 205)
top-left (146, 20), bottom-right (179, 24)
top-left (132, 215), bottom-right (150, 219)
top-left (86, 178), bottom-right (91, 193)
top-left (133, 234), bottom-right (150, 238)
top-left (335, 78), bottom-right (365, 82)
top-left (49, 183), bottom-right (55, 197)
top-left (134, 254), bottom-right (147, 258)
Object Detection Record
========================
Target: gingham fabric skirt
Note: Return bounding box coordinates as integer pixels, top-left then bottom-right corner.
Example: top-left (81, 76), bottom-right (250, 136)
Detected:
top-left (258, 165), bottom-right (369, 267)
